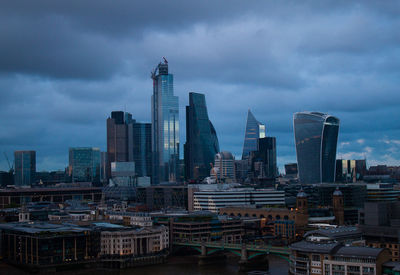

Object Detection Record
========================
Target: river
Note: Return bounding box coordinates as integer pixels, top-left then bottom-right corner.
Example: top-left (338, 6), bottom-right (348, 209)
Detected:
top-left (2, 255), bottom-right (289, 275)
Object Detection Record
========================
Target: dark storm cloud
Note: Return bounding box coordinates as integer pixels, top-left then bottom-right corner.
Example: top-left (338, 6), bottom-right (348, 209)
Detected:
top-left (0, 0), bottom-right (400, 171)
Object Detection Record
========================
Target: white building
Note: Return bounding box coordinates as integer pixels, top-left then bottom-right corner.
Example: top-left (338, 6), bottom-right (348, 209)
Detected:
top-left (191, 188), bottom-right (285, 212)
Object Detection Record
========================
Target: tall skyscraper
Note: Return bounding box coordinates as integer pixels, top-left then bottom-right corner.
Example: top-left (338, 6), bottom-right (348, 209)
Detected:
top-left (129, 122), bottom-right (152, 177)
top-left (14, 150), bottom-right (36, 186)
top-left (184, 92), bottom-right (219, 181)
top-left (151, 58), bottom-right (179, 184)
top-left (68, 147), bottom-right (101, 183)
top-left (107, 111), bottom-right (129, 178)
top-left (213, 152), bottom-right (236, 182)
top-left (294, 111), bottom-right (340, 184)
top-left (242, 110), bottom-right (266, 159)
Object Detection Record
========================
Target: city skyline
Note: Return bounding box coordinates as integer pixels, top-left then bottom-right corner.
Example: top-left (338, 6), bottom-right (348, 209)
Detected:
top-left (1, 1), bottom-right (400, 172)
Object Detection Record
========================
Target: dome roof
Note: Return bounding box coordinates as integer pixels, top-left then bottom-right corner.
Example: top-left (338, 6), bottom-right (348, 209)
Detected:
top-left (333, 187), bottom-right (343, 196)
top-left (297, 188), bottom-right (307, 198)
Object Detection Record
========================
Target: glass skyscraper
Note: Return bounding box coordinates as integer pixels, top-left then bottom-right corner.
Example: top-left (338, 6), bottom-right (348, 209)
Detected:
top-left (151, 59), bottom-right (179, 184)
top-left (14, 150), bottom-right (36, 186)
top-left (69, 147), bottom-right (101, 183)
top-left (293, 112), bottom-right (340, 184)
top-left (242, 109), bottom-right (266, 159)
top-left (130, 122), bottom-right (152, 177)
top-left (184, 92), bottom-right (219, 181)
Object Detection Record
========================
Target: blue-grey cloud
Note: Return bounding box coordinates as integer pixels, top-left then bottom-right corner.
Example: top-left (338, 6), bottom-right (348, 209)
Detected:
top-left (0, 0), bottom-right (399, 173)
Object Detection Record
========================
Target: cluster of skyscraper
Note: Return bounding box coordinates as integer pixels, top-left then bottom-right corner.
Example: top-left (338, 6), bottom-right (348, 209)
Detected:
top-left (8, 59), bottom-right (344, 187)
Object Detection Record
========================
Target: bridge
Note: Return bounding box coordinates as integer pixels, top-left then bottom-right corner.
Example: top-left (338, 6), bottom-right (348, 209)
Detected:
top-left (174, 241), bottom-right (290, 266)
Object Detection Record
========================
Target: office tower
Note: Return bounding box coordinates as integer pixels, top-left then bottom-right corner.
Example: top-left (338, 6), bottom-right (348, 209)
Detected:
top-left (184, 92), bottom-right (220, 182)
top-left (249, 137), bottom-right (277, 179)
top-left (128, 122), bottom-right (152, 177)
top-left (151, 58), bottom-right (179, 184)
top-left (293, 111), bottom-right (339, 184)
top-left (242, 110), bottom-right (266, 159)
top-left (336, 159), bottom-right (367, 183)
top-left (213, 152), bottom-right (236, 182)
top-left (107, 111), bottom-right (129, 178)
top-left (14, 150), bottom-right (36, 186)
top-left (100, 152), bottom-right (108, 183)
top-left (68, 147), bottom-right (101, 183)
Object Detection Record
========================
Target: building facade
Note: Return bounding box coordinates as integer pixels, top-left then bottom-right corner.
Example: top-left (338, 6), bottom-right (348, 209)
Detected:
top-left (14, 150), bottom-right (36, 186)
top-left (130, 122), bottom-right (152, 177)
top-left (242, 110), bottom-right (266, 160)
top-left (68, 147), bottom-right (101, 183)
top-left (249, 137), bottom-right (277, 179)
top-left (294, 112), bottom-right (339, 184)
top-left (213, 152), bottom-right (236, 182)
top-left (184, 92), bottom-right (219, 182)
top-left (151, 59), bottom-right (179, 184)
top-left (190, 188), bottom-right (285, 212)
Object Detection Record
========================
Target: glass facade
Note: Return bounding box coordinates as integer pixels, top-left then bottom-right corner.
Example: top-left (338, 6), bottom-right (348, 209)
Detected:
top-left (69, 147), bottom-right (101, 183)
top-left (14, 150), bottom-right (36, 186)
top-left (242, 110), bottom-right (266, 159)
top-left (294, 112), bottom-right (339, 184)
top-left (151, 60), bottom-right (179, 184)
top-left (184, 92), bottom-right (220, 181)
top-left (130, 122), bottom-right (152, 177)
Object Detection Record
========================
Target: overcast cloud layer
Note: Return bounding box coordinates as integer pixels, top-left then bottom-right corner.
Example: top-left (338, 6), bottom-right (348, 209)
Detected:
top-left (1, 1), bottom-right (400, 172)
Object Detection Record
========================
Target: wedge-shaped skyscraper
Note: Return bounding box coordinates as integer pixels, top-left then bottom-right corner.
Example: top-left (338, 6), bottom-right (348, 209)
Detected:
top-left (242, 110), bottom-right (266, 159)
top-left (184, 92), bottom-right (219, 181)
top-left (294, 112), bottom-right (340, 184)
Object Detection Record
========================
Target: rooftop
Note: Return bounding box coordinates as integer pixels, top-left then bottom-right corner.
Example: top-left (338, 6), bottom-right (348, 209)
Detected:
top-left (290, 240), bottom-right (341, 254)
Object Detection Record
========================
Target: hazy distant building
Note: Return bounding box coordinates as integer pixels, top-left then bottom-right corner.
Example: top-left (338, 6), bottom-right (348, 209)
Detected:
top-left (110, 161), bottom-right (135, 186)
top-left (14, 150), bottom-right (36, 186)
top-left (294, 112), bottom-right (339, 184)
top-left (151, 58), bottom-right (179, 184)
top-left (100, 151), bottom-right (108, 183)
top-left (242, 110), bottom-right (266, 159)
top-left (212, 152), bottom-right (236, 182)
top-left (285, 163), bottom-right (298, 177)
top-left (184, 92), bottom-right (219, 182)
top-left (249, 137), bottom-right (277, 179)
top-left (69, 147), bottom-right (100, 183)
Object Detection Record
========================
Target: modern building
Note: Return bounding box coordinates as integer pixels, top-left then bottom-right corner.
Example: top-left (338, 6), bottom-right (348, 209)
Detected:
top-left (359, 201), bottom-right (400, 262)
top-left (110, 161), bottom-right (136, 186)
top-left (136, 185), bottom-right (188, 210)
top-left (190, 188), bottom-right (285, 212)
top-left (0, 222), bottom-right (99, 268)
top-left (151, 58), bottom-right (179, 184)
top-left (242, 109), bottom-right (266, 160)
top-left (249, 137), bottom-right (277, 179)
top-left (100, 151), bottom-right (108, 183)
top-left (293, 112), bottom-right (339, 184)
top-left (14, 150), bottom-right (36, 186)
top-left (336, 159), bottom-right (367, 183)
top-left (365, 183), bottom-right (400, 202)
top-left (129, 122), bottom-right (152, 178)
top-left (184, 92), bottom-right (219, 182)
top-left (0, 171), bottom-right (14, 187)
top-left (153, 211), bottom-right (243, 244)
top-left (69, 147), bottom-right (101, 183)
top-left (107, 111), bottom-right (129, 173)
top-left (213, 151), bottom-right (236, 182)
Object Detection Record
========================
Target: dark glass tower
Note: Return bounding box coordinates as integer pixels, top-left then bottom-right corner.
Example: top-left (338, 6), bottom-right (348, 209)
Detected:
top-left (294, 112), bottom-right (340, 184)
top-left (130, 122), bottom-right (152, 177)
top-left (68, 147), bottom-right (101, 183)
top-left (250, 137), bottom-right (277, 179)
top-left (184, 92), bottom-right (219, 181)
top-left (151, 58), bottom-right (179, 184)
top-left (242, 110), bottom-right (266, 159)
top-left (14, 150), bottom-right (36, 186)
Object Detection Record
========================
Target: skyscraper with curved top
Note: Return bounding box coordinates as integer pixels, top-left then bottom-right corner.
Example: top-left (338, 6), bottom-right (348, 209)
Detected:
top-left (293, 111), bottom-right (340, 184)
top-left (242, 110), bottom-right (266, 159)
top-left (151, 58), bottom-right (179, 184)
top-left (184, 92), bottom-right (219, 181)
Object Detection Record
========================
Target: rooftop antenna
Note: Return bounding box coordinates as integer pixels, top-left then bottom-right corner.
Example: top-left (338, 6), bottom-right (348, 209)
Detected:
top-left (163, 56), bottom-right (168, 64)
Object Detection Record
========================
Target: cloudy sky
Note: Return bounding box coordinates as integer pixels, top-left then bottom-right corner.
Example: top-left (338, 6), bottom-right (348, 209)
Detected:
top-left (1, 1), bottom-right (400, 172)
